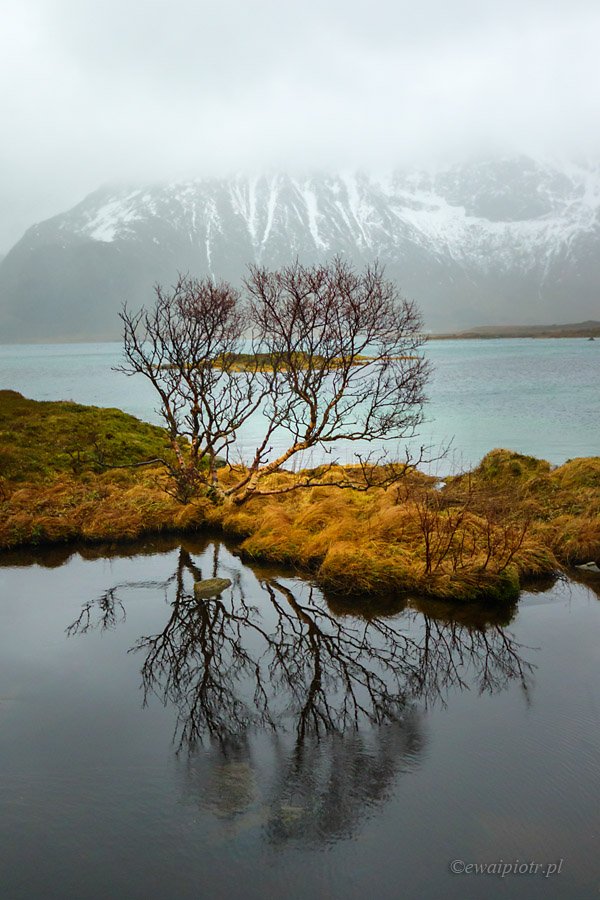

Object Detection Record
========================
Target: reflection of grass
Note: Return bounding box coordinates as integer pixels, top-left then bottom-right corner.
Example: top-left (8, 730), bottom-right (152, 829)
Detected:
top-left (1, 393), bottom-right (598, 604)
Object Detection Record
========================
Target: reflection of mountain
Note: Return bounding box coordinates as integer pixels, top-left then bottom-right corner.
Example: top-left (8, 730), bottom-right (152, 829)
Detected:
top-left (263, 723), bottom-right (424, 846)
top-left (178, 721), bottom-right (423, 846)
top-left (3, 157), bottom-right (600, 340)
top-left (65, 539), bottom-right (535, 844)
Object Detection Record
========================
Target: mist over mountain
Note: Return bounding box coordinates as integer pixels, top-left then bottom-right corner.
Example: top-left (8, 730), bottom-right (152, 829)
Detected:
top-left (1, 155), bottom-right (599, 342)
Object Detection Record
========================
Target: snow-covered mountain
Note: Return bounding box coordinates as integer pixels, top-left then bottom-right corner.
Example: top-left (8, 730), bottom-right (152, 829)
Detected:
top-left (1, 156), bottom-right (599, 341)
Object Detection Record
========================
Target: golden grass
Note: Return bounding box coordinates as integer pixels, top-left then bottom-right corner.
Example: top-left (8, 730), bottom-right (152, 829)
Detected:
top-left (2, 452), bottom-right (596, 602)
top-left (0, 471), bottom-right (182, 547)
top-left (1, 391), bottom-right (598, 604)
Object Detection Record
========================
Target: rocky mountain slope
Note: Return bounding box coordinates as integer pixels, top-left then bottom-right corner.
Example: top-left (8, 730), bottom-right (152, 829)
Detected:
top-left (1, 156), bottom-right (599, 341)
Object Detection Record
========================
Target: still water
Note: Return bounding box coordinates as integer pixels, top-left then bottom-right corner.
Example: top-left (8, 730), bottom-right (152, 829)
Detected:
top-left (1, 338), bottom-right (598, 897)
top-left (0, 338), bottom-right (599, 467)
top-left (0, 537), bottom-right (599, 899)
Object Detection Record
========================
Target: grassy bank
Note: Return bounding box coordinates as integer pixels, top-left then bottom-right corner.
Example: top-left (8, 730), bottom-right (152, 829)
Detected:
top-left (1, 391), bottom-right (598, 603)
top-left (431, 320), bottom-right (600, 339)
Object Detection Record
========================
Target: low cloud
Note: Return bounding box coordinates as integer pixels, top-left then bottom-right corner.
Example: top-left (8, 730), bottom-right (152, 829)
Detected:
top-left (1, 0), bottom-right (599, 248)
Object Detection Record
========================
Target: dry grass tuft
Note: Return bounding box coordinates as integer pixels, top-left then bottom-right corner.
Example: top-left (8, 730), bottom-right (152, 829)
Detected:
top-left (1, 394), bottom-right (598, 603)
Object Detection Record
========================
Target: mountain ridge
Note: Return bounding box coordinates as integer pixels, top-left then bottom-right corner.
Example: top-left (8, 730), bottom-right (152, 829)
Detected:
top-left (1, 156), bottom-right (599, 342)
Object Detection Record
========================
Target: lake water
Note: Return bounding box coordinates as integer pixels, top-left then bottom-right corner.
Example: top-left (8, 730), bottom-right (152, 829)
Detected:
top-left (0, 338), bottom-right (598, 469)
top-left (0, 537), bottom-right (599, 899)
top-left (1, 339), bottom-right (599, 897)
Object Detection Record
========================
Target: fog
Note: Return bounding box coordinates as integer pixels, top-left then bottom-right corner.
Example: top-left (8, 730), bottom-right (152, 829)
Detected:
top-left (1, 0), bottom-right (599, 249)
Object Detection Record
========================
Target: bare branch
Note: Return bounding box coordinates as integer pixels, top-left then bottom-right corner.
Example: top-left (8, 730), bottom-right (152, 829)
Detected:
top-left (118, 260), bottom-right (430, 504)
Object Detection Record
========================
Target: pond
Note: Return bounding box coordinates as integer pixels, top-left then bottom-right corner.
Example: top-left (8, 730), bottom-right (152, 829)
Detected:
top-left (0, 538), bottom-right (598, 898)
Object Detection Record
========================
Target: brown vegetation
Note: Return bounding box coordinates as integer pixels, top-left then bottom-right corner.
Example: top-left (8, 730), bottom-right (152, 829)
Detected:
top-left (1, 392), bottom-right (598, 604)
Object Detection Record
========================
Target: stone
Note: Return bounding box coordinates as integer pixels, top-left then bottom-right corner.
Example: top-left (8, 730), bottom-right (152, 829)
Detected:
top-left (575, 561), bottom-right (600, 573)
top-left (194, 577), bottom-right (232, 599)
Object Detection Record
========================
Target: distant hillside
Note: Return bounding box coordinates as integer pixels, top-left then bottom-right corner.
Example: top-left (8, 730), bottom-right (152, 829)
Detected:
top-left (435, 320), bottom-right (600, 339)
top-left (1, 156), bottom-right (600, 342)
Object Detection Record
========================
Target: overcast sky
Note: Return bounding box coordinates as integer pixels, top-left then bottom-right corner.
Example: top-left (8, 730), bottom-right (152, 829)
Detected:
top-left (1, 0), bottom-right (599, 249)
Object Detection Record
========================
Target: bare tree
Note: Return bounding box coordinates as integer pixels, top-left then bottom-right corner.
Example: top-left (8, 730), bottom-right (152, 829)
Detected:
top-left (118, 275), bottom-right (266, 501)
top-left (231, 258), bottom-right (429, 501)
top-left (119, 260), bottom-right (429, 503)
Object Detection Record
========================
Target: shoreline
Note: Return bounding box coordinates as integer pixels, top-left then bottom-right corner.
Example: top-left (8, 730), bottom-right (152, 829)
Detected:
top-left (429, 333), bottom-right (598, 340)
top-left (6, 529), bottom-right (595, 623)
top-left (2, 323), bottom-right (600, 349)
top-left (2, 391), bottom-right (598, 605)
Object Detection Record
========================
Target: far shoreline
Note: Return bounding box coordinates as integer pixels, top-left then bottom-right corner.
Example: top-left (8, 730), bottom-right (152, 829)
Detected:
top-left (430, 320), bottom-right (600, 340)
top-left (0, 334), bottom-right (598, 347)
top-left (1, 321), bottom-right (599, 347)
top-left (430, 332), bottom-right (598, 340)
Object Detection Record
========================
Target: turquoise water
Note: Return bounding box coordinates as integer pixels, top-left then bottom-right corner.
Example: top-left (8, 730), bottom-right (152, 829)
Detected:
top-left (0, 338), bottom-right (598, 468)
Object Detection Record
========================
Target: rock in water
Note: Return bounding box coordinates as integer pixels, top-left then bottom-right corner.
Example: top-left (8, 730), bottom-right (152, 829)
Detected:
top-left (575, 562), bottom-right (600, 573)
top-left (194, 578), bottom-right (232, 599)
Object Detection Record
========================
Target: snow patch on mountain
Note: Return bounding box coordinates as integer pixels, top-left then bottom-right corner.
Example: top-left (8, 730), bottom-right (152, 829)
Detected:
top-left (300, 181), bottom-right (327, 250)
top-left (3, 156), bottom-right (599, 342)
top-left (75, 191), bottom-right (149, 242)
top-left (54, 160), bottom-right (600, 280)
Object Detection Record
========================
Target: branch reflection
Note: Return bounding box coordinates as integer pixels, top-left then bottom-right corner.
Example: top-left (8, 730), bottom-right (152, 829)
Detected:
top-left (66, 542), bottom-right (534, 753)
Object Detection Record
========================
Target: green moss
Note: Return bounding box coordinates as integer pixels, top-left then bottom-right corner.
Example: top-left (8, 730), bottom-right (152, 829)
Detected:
top-left (467, 448), bottom-right (552, 484)
top-left (0, 390), bottom-right (172, 482)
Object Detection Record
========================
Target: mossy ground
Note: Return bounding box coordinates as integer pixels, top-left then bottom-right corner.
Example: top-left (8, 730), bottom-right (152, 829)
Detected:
top-left (0, 389), bottom-right (173, 481)
top-left (1, 392), bottom-right (598, 603)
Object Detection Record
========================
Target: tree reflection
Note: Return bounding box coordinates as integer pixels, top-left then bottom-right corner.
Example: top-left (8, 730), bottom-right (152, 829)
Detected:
top-left (135, 552), bottom-right (280, 747)
top-left (267, 724), bottom-right (423, 845)
top-left (66, 542), bottom-right (534, 753)
top-left (66, 541), bottom-right (537, 845)
top-left (177, 718), bottom-right (425, 846)
top-left (404, 609), bottom-right (532, 701)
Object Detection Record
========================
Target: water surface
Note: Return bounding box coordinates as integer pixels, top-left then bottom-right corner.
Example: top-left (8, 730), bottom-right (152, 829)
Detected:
top-left (0, 538), bottom-right (598, 899)
top-left (1, 338), bottom-right (598, 467)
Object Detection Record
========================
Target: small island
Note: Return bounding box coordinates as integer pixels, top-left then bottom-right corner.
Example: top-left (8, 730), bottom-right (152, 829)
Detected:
top-left (2, 389), bottom-right (598, 604)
